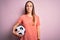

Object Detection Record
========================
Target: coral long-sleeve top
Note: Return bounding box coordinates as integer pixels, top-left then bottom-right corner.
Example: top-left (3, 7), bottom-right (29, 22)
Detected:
top-left (17, 14), bottom-right (40, 40)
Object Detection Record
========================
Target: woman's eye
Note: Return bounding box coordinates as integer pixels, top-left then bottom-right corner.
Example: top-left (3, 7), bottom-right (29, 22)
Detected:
top-left (26, 5), bottom-right (32, 7)
top-left (30, 5), bottom-right (32, 7)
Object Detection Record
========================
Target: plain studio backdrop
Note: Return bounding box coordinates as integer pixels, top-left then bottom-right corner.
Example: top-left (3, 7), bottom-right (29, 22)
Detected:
top-left (0, 0), bottom-right (60, 40)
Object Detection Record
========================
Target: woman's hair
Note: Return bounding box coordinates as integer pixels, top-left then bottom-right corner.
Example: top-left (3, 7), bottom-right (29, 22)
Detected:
top-left (25, 1), bottom-right (35, 25)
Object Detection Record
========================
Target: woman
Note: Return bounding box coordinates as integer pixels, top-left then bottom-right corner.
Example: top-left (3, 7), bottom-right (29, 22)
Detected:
top-left (12, 1), bottom-right (40, 40)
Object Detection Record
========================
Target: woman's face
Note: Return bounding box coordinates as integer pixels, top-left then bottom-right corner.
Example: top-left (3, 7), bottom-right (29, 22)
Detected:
top-left (26, 2), bottom-right (33, 13)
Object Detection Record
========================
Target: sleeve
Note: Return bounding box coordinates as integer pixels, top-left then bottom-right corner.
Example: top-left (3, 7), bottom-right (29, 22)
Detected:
top-left (36, 16), bottom-right (40, 27)
top-left (17, 16), bottom-right (23, 24)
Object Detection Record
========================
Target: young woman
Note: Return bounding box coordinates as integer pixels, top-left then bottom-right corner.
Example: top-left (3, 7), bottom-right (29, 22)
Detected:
top-left (12, 1), bottom-right (40, 40)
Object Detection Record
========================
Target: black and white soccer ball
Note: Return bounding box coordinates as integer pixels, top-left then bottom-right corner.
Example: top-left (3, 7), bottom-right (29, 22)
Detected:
top-left (15, 25), bottom-right (25, 36)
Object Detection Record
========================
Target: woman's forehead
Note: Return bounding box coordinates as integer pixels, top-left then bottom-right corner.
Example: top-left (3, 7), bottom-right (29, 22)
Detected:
top-left (27, 2), bottom-right (33, 5)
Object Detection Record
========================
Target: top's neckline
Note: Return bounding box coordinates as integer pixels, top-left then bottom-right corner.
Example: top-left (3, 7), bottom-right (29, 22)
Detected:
top-left (26, 14), bottom-right (33, 18)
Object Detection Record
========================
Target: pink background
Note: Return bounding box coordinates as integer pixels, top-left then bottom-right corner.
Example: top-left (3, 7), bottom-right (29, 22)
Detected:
top-left (0, 0), bottom-right (60, 40)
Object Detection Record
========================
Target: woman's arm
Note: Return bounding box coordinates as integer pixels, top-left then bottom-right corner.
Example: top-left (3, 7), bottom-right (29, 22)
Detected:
top-left (12, 16), bottom-right (23, 37)
top-left (37, 25), bottom-right (40, 40)
top-left (36, 16), bottom-right (40, 40)
top-left (12, 23), bottom-right (20, 37)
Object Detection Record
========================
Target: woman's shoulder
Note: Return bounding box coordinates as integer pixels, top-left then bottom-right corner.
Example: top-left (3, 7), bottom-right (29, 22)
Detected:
top-left (19, 14), bottom-right (26, 18)
top-left (35, 14), bottom-right (40, 18)
top-left (20, 14), bottom-right (39, 18)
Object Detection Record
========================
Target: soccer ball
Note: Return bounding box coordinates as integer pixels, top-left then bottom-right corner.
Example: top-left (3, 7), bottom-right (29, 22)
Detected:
top-left (15, 25), bottom-right (25, 36)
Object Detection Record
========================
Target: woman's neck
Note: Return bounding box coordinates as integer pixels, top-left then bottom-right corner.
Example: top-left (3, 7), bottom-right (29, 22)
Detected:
top-left (27, 12), bottom-right (32, 17)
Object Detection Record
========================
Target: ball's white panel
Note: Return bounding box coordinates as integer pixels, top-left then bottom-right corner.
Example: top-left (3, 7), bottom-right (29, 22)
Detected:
top-left (16, 25), bottom-right (25, 35)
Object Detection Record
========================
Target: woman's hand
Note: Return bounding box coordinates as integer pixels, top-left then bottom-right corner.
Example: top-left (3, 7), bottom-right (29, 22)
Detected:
top-left (38, 37), bottom-right (40, 40)
top-left (18, 33), bottom-right (24, 37)
top-left (17, 33), bottom-right (23, 37)
top-left (38, 39), bottom-right (40, 40)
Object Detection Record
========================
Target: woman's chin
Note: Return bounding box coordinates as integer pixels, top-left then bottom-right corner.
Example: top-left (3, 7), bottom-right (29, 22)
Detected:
top-left (27, 11), bottom-right (32, 13)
